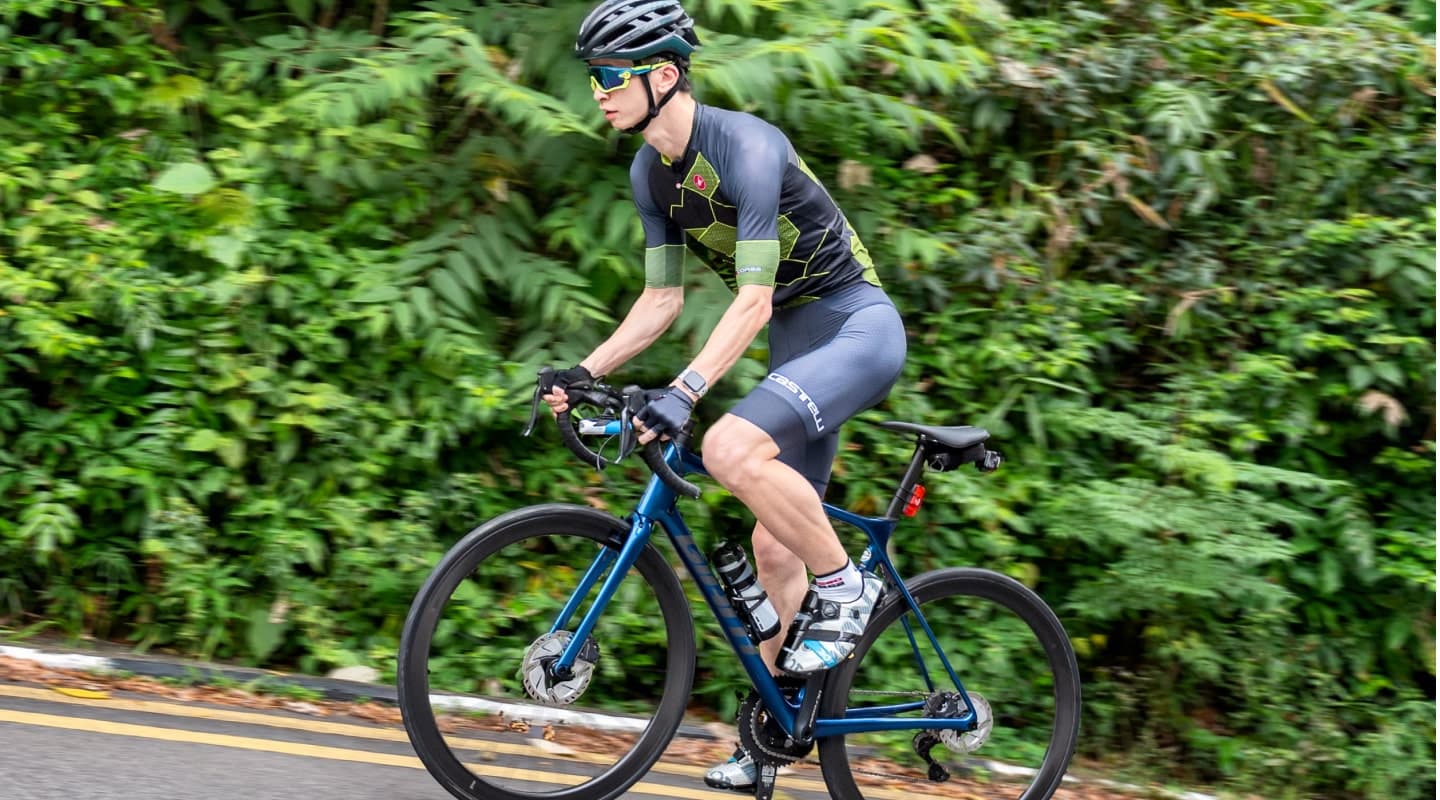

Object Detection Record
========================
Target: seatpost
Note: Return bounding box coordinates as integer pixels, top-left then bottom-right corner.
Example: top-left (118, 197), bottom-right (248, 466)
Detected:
top-left (884, 441), bottom-right (930, 520)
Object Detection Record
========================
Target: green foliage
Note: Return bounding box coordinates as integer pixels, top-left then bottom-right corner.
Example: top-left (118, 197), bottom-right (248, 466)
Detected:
top-left (0, 1), bottom-right (1433, 797)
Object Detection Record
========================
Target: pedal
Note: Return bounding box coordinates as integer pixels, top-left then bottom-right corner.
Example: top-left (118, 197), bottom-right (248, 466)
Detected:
top-left (752, 762), bottom-right (777, 800)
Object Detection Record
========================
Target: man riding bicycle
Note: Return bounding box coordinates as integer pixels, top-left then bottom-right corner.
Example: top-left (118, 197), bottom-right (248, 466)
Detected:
top-left (541, 0), bottom-right (908, 789)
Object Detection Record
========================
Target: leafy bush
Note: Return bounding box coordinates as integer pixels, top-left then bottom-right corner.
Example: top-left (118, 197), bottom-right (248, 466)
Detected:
top-left (0, 1), bottom-right (1432, 796)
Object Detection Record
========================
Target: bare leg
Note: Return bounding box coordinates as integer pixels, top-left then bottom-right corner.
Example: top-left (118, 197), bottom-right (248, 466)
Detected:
top-left (751, 521), bottom-right (808, 671)
top-left (704, 413), bottom-right (851, 594)
top-left (702, 414), bottom-right (857, 787)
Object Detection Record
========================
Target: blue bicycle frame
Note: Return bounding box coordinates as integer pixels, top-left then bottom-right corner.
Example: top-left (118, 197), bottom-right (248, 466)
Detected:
top-left (545, 431), bottom-right (981, 740)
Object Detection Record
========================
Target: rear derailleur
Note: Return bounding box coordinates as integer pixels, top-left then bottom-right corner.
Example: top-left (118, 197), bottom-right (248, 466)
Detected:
top-left (912, 691), bottom-right (992, 782)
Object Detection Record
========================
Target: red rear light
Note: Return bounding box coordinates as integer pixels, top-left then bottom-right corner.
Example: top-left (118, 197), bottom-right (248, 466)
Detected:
top-left (903, 484), bottom-right (926, 517)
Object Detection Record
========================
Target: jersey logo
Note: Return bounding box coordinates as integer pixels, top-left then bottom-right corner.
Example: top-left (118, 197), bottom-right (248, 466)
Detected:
top-left (692, 174), bottom-right (707, 191)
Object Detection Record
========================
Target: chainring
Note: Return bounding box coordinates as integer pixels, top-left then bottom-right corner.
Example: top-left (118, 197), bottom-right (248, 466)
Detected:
top-left (521, 631), bottom-right (599, 705)
top-left (737, 691), bottom-right (813, 768)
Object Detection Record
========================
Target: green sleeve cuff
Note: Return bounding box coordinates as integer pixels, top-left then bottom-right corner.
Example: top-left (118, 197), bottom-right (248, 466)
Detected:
top-left (734, 240), bottom-right (780, 287)
top-left (644, 244), bottom-right (686, 288)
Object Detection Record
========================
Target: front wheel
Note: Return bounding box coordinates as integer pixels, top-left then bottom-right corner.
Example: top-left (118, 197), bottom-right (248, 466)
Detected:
top-left (397, 504), bottom-right (696, 800)
top-left (818, 568), bottom-right (1081, 800)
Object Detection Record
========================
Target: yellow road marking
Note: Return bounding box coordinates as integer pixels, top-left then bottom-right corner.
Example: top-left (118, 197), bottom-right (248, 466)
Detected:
top-left (0, 684), bottom-right (407, 741)
top-left (0, 708), bottom-right (744, 800)
top-left (2, 684), bottom-right (921, 794)
top-left (0, 683), bottom-right (835, 788)
top-left (0, 707), bottom-right (422, 766)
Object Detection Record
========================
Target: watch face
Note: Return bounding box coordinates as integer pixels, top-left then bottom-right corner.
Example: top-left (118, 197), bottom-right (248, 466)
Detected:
top-left (683, 372), bottom-right (705, 393)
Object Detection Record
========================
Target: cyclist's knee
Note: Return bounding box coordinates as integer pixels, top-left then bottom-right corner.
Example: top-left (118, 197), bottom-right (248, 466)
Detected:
top-left (703, 415), bottom-right (776, 487)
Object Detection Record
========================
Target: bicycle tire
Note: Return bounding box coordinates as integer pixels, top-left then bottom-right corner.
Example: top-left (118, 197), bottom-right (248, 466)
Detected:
top-left (397, 504), bottom-right (696, 800)
top-left (818, 567), bottom-right (1081, 800)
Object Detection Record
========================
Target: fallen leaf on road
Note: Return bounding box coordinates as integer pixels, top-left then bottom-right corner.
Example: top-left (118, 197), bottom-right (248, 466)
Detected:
top-left (53, 687), bottom-right (110, 700)
top-left (529, 738), bottom-right (577, 756)
top-left (281, 701), bottom-right (325, 716)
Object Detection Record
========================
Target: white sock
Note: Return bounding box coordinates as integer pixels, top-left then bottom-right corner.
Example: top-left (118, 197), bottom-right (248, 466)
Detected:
top-left (813, 560), bottom-right (863, 603)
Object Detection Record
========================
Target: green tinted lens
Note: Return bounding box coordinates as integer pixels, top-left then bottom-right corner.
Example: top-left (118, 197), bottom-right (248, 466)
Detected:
top-left (587, 62), bottom-right (672, 93)
top-left (587, 66), bottom-right (632, 92)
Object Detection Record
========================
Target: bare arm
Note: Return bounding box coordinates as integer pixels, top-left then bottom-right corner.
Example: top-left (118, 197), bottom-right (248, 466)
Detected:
top-left (673, 284), bottom-right (772, 400)
top-left (581, 286), bottom-right (685, 378)
top-left (544, 287), bottom-right (684, 414)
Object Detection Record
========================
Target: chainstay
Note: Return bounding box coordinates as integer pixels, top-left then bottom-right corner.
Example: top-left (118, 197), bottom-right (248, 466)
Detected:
top-left (743, 690), bottom-right (935, 775)
top-left (834, 689), bottom-right (958, 786)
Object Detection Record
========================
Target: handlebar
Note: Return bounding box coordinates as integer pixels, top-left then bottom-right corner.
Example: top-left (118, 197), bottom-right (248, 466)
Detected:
top-left (526, 369), bottom-right (701, 500)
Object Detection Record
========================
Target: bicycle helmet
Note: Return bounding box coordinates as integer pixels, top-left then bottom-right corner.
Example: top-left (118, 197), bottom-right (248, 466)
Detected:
top-left (575, 0), bottom-right (700, 64)
top-left (576, 0), bottom-right (700, 134)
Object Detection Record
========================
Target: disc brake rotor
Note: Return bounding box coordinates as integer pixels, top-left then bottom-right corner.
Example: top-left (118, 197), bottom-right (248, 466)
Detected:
top-left (932, 692), bottom-right (993, 753)
top-left (521, 631), bottom-right (599, 705)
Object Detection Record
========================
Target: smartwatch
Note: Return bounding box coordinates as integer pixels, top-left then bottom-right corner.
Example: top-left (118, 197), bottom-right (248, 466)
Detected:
top-left (677, 368), bottom-right (708, 399)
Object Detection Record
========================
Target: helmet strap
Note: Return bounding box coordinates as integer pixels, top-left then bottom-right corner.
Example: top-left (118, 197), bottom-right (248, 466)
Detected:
top-left (623, 72), bottom-right (682, 135)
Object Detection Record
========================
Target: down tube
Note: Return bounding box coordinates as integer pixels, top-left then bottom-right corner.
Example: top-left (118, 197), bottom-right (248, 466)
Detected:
top-left (655, 508), bottom-right (797, 733)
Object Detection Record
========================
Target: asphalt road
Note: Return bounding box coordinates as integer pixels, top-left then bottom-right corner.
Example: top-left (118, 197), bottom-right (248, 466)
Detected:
top-left (0, 682), bottom-right (839, 800)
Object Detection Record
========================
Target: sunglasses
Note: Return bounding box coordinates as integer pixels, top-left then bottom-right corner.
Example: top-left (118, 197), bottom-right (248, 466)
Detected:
top-left (588, 62), bottom-right (673, 94)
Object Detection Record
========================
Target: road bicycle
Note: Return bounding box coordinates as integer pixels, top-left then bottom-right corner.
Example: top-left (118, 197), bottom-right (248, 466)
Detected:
top-left (397, 374), bottom-right (1081, 800)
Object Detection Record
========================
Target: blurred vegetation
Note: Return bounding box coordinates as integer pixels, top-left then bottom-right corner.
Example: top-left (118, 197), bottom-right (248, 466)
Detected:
top-left (0, 0), bottom-right (1433, 796)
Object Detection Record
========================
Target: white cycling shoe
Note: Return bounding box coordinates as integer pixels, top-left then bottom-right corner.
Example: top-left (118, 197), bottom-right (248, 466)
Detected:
top-left (778, 571), bottom-right (884, 674)
top-left (704, 747), bottom-right (758, 792)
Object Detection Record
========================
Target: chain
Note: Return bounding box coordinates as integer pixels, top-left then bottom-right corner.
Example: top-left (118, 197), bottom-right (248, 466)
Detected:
top-left (738, 693), bottom-right (807, 768)
top-left (747, 726), bottom-right (804, 767)
top-left (736, 688), bottom-right (941, 783)
top-left (850, 765), bottom-right (933, 784)
top-left (828, 689), bottom-right (952, 786)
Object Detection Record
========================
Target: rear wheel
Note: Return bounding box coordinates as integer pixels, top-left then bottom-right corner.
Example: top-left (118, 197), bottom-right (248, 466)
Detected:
top-left (818, 568), bottom-right (1081, 800)
top-left (397, 504), bottom-right (696, 800)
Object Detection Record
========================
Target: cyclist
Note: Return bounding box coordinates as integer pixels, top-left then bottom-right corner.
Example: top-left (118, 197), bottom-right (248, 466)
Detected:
top-left (542, 0), bottom-right (908, 790)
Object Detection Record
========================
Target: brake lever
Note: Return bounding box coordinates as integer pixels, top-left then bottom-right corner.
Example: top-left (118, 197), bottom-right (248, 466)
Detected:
top-left (615, 385), bottom-right (651, 464)
top-left (523, 384), bottom-right (542, 437)
top-left (616, 405), bottom-right (636, 465)
top-left (525, 367), bottom-right (557, 437)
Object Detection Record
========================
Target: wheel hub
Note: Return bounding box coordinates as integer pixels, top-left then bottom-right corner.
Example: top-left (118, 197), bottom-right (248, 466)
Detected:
top-left (521, 631), bottom-right (599, 705)
top-left (926, 691), bottom-right (993, 753)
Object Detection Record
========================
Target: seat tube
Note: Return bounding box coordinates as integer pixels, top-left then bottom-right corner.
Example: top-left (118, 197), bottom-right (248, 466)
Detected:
top-left (884, 446), bottom-right (929, 520)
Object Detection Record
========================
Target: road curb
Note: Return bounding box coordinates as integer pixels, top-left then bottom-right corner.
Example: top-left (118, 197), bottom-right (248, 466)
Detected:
top-left (0, 644), bottom-right (720, 741)
top-left (0, 643), bottom-right (400, 703)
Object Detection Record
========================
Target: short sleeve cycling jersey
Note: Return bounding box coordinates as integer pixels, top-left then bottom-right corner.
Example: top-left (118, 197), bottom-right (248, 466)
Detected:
top-left (629, 103), bottom-right (881, 308)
